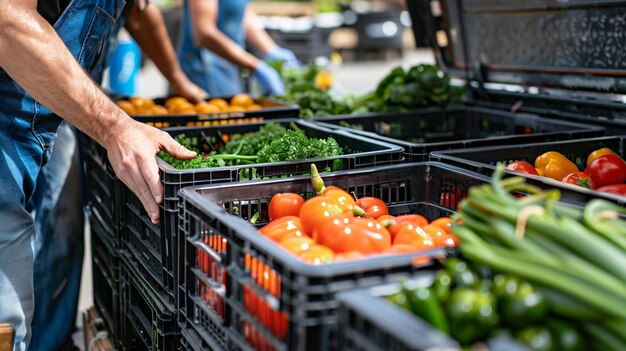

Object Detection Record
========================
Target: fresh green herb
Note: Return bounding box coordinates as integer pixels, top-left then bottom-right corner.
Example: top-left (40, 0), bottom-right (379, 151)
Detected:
top-left (257, 130), bottom-right (343, 163)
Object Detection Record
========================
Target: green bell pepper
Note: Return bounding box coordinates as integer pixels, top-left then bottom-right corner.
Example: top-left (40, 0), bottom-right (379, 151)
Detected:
top-left (494, 275), bottom-right (548, 329)
top-left (446, 288), bottom-right (499, 345)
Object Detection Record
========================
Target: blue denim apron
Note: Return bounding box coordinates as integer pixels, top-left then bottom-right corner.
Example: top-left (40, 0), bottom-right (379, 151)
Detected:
top-left (177, 0), bottom-right (248, 97)
top-left (28, 3), bottom-right (130, 351)
top-left (0, 0), bottom-right (126, 350)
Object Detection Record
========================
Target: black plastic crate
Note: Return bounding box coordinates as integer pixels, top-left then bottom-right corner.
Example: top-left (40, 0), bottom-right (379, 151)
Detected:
top-left (314, 105), bottom-right (604, 161)
top-left (119, 251), bottom-right (179, 351)
top-left (84, 144), bottom-right (123, 249)
top-left (180, 323), bottom-right (225, 351)
top-left (431, 136), bottom-right (626, 208)
top-left (337, 279), bottom-right (530, 351)
top-left (177, 162), bottom-right (492, 351)
top-left (121, 118), bottom-right (405, 307)
top-left (120, 242), bottom-right (177, 315)
top-left (90, 212), bottom-right (122, 342)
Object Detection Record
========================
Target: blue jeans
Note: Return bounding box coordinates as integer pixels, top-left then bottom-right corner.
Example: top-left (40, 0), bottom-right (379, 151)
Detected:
top-left (0, 0), bottom-right (125, 349)
top-left (29, 123), bottom-right (85, 351)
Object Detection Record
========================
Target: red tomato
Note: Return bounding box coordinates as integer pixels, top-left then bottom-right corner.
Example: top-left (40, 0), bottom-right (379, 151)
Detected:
top-left (585, 155), bottom-right (626, 188)
top-left (597, 184), bottom-right (626, 197)
top-left (298, 196), bottom-right (341, 235)
top-left (313, 214), bottom-right (391, 254)
top-left (299, 245), bottom-right (335, 265)
top-left (562, 172), bottom-right (597, 190)
top-left (506, 161), bottom-right (540, 175)
top-left (268, 193), bottom-right (305, 221)
top-left (355, 197), bottom-right (389, 219)
top-left (259, 216), bottom-right (307, 242)
top-left (430, 217), bottom-right (453, 234)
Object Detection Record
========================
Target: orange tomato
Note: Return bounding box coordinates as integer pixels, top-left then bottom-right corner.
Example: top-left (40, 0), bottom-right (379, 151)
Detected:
top-left (393, 226), bottom-right (434, 250)
top-left (322, 189), bottom-right (356, 213)
top-left (433, 233), bottom-right (459, 248)
top-left (259, 216), bottom-right (306, 242)
top-left (321, 186), bottom-right (343, 194)
top-left (280, 236), bottom-right (315, 255)
top-left (299, 245), bottom-right (335, 265)
top-left (355, 197), bottom-right (389, 219)
top-left (422, 224), bottom-right (447, 241)
top-left (298, 196), bottom-right (341, 234)
top-left (388, 214), bottom-right (429, 237)
top-left (269, 193), bottom-right (305, 221)
top-left (430, 217), bottom-right (453, 234)
top-left (377, 215), bottom-right (395, 228)
top-left (313, 215), bottom-right (391, 254)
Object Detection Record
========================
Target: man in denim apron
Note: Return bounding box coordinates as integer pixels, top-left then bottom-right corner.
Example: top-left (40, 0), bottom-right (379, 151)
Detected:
top-left (0, 1), bottom-right (198, 350)
top-left (178, 0), bottom-right (300, 97)
top-left (28, 2), bottom-right (208, 351)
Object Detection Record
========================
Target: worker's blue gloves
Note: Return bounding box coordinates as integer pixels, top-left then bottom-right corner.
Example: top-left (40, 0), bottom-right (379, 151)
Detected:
top-left (266, 46), bottom-right (301, 69)
top-left (253, 61), bottom-right (285, 96)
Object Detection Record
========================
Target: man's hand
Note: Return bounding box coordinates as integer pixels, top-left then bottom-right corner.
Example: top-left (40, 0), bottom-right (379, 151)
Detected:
top-left (171, 76), bottom-right (209, 103)
top-left (104, 118), bottom-right (196, 224)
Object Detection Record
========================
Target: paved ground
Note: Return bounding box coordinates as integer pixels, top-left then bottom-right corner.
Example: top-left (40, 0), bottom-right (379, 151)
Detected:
top-left (75, 48), bottom-right (435, 349)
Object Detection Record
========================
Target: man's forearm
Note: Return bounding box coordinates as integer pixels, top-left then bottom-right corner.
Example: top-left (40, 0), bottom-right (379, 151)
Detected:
top-left (0, 2), bottom-right (128, 148)
top-left (244, 9), bottom-right (276, 57)
top-left (189, 0), bottom-right (259, 71)
top-left (125, 4), bottom-right (185, 84)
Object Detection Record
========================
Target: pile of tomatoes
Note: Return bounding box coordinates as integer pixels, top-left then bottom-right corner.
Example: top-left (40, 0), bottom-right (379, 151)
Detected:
top-left (259, 184), bottom-right (458, 265)
top-left (507, 147), bottom-right (626, 196)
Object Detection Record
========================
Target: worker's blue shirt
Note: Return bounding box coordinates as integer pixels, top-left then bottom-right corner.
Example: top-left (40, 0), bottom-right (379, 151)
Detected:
top-left (178, 0), bottom-right (249, 97)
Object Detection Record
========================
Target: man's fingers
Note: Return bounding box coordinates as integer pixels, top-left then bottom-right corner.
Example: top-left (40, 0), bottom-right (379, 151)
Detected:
top-left (139, 154), bottom-right (163, 204)
top-left (159, 132), bottom-right (196, 160)
top-left (122, 164), bottom-right (161, 224)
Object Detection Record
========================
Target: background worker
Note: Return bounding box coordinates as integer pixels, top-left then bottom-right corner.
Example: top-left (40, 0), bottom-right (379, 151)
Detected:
top-left (0, 1), bottom-right (198, 349)
top-left (178, 0), bottom-right (301, 97)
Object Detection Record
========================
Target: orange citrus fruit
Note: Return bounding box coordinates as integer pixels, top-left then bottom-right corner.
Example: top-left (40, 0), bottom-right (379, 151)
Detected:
top-left (208, 98), bottom-right (229, 111)
top-left (230, 94), bottom-right (254, 108)
top-left (115, 100), bottom-right (137, 115)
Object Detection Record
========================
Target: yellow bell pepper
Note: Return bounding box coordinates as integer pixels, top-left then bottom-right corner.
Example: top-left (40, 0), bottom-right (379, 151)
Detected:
top-left (587, 147), bottom-right (624, 167)
top-left (534, 151), bottom-right (579, 181)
